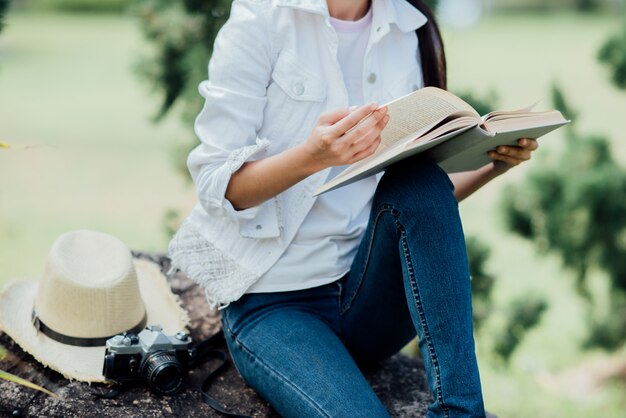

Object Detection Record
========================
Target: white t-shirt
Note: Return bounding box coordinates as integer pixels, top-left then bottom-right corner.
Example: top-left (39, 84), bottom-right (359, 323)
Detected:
top-left (246, 8), bottom-right (378, 293)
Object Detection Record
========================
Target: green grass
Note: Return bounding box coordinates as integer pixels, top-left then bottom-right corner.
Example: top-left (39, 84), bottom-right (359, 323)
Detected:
top-left (1, 9), bottom-right (625, 417)
top-left (0, 11), bottom-right (196, 280)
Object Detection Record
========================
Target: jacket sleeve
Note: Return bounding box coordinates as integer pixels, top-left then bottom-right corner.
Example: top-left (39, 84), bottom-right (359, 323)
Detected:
top-left (187, 0), bottom-right (279, 239)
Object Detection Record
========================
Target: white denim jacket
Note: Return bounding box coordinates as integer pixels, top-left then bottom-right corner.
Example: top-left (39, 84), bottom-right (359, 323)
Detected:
top-left (169, 0), bottom-right (427, 307)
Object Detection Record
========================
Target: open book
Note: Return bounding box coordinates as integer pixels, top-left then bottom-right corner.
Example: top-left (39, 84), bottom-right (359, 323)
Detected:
top-left (315, 87), bottom-right (569, 195)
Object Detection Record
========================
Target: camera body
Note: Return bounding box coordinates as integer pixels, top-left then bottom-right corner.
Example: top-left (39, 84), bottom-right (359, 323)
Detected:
top-left (103, 325), bottom-right (192, 395)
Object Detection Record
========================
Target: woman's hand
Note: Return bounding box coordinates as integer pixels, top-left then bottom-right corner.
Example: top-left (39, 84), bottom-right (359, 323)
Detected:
top-left (488, 137), bottom-right (539, 173)
top-left (302, 103), bottom-right (389, 172)
top-left (451, 138), bottom-right (540, 202)
top-left (225, 104), bottom-right (388, 210)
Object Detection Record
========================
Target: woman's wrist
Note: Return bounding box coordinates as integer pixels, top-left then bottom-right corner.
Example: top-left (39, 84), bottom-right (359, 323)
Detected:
top-left (478, 160), bottom-right (511, 180)
top-left (489, 160), bottom-right (513, 176)
top-left (292, 142), bottom-right (329, 176)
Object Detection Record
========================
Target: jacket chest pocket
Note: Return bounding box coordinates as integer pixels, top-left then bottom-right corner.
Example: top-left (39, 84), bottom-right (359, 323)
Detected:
top-left (384, 66), bottom-right (423, 102)
top-left (272, 50), bottom-right (327, 101)
top-left (265, 50), bottom-right (327, 145)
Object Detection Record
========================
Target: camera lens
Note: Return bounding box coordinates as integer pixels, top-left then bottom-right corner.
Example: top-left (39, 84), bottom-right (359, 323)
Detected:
top-left (139, 351), bottom-right (184, 395)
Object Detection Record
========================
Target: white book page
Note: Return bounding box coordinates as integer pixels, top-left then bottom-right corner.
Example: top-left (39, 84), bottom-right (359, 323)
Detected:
top-left (378, 87), bottom-right (479, 152)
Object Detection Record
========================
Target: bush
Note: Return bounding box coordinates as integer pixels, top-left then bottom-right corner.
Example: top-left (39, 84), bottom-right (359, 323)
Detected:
top-left (135, 0), bottom-right (231, 177)
top-left (575, 0), bottom-right (599, 11)
top-left (28, 0), bottom-right (131, 13)
top-left (493, 295), bottom-right (548, 363)
top-left (598, 23), bottom-right (626, 90)
top-left (0, 0), bottom-right (10, 32)
top-left (501, 85), bottom-right (626, 350)
top-left (466, 236), bottom-right (495, 331)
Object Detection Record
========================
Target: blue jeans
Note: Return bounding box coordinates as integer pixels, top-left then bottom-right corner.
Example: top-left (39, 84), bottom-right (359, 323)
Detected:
top-left (221, 158), bottom-right (485, 417)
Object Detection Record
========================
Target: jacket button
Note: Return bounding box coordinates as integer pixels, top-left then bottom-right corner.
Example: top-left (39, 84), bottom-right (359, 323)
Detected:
top-left (367, 73), bottom-right (377, 84)
top-left (293, 82), bottom-right (305, 96)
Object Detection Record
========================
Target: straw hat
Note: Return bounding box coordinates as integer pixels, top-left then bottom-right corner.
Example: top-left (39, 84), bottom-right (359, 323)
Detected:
top-left (0, 230), bottom-right (189, 382)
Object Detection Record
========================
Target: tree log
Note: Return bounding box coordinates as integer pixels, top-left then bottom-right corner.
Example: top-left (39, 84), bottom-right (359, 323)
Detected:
top-left (0, 253), bottom-right (431, 417)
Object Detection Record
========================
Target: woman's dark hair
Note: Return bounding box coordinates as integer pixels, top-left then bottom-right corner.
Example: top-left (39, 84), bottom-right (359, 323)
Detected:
top-left (405, 1), bottom-right (447, 90)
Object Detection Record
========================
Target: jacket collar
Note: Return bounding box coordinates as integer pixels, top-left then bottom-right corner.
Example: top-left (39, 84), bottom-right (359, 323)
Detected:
top-left (274, 0), bottom-right (328, 16)
top-left (274, 0), bottom-right (428, 34)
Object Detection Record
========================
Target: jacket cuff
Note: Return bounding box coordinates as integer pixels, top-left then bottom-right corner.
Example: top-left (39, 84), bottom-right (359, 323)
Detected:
top-left (203, 138), bottom-right (280, 238)
top-left (215, 137), bottom-right (269, 219)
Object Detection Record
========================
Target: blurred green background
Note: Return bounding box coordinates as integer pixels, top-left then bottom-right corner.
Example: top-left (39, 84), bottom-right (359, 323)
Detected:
top-left (1, 0), bottom-right (626, 416)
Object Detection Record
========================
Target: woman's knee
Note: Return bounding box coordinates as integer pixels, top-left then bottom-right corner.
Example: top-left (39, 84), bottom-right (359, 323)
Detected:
top-left (375, 157), bottom-right (456, 210)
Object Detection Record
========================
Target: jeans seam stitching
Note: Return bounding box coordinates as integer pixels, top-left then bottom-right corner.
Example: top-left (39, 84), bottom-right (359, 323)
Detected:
top-left (340, 204), bottom-right (394, 315)
top-left (230, 332), bottom-right (333, 418)
top-left (398, 224), bottom-right (450, 417)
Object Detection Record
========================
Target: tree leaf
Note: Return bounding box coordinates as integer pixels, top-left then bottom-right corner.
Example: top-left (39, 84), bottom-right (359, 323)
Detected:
top-left (0, 370), bottom-right (58, 398)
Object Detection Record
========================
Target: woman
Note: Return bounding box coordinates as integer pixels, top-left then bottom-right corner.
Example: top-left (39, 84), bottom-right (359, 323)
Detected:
top-left (169, 0), bottom-right (538, 416)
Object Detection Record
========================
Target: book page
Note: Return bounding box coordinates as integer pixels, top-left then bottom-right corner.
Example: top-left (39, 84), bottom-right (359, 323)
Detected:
top-left (379, 87), bottom-right (479, 151)
top-left (484, 110), bottom-right (567, 133)
top-left (411, 115), bottom-right (480, 145)
top-left (481, 102), bottom-right (540, 123)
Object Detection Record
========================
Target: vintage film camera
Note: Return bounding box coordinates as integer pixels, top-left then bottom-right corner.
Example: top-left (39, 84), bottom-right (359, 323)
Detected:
top-left (102, 325), bottom-right (192, 395)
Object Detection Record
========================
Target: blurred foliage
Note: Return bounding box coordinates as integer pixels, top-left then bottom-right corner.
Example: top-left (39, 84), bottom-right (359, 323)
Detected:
top-left (28, 0), bottom-right (131, 13)
top-left (162, 208), bottom-right (181, 240)
top-left (423, 0), bottom-right (439, 12)
top-left (466, 236), bottom-right (495, 331)
top-left (586, 292), bottom-right (626, 349)
top-left (501, 85), bottom-right (626, 349)
top-left (575, 0), bottom-right (599, 10)
top-left (467, 233), bottom-right (548, 364)
top-left (494, 0), bottom-right (615, 11)
top-left (0, 0), bottom-right (9, 32)
top-left (135, 0), bottom-right (230, 177)
top-left (598, 23), bottom-right (626, 90)
top-left (136, 0), bottom-right (231, 119)
top-left (493, 295), bottom-right (548, 363)
top-left (457, 90), bottom-right (498, 116)
top-left (551, 82), bottom-right (579, 124)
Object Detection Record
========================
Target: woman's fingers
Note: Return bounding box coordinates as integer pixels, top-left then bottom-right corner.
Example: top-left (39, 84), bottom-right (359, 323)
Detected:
top-left (318, 107), bottom-right (352, 125)
top-left (489, 151), bottom-right (526, 167)
top-left (341, 107), bottom-right (388, 145)
top-left (329, 103), bottom-right (382, 137)
top-left (518, 137), bottom-right (539, 150)
top-left (350, 135), bottom-right (382, 163)
top-left (346, 112), bottom-right (388, 153)
top-left (304, 104), bottom-right (389, 169)
top-left (488, 138), bottom-right (538, 167)
top-left (488, 147), bottom-right (531, 166)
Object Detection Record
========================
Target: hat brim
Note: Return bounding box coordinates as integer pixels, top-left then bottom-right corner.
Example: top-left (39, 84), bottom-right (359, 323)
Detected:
top-left (0, 259), bottom-right (190, 382)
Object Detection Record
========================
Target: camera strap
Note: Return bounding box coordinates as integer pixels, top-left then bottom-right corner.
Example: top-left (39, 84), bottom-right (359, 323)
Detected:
top-left (190, 330), bottom-right (253, 418)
